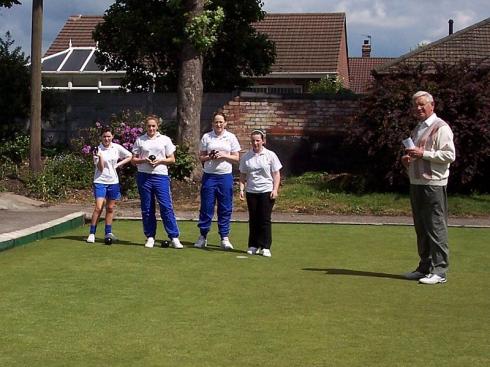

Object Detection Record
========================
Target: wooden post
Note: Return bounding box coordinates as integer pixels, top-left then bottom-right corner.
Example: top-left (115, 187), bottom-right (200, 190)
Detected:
top-left (29, 0), bottom-right (43, 172)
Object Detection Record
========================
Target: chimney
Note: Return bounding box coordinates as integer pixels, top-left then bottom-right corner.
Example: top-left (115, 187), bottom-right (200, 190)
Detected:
top-left (448, 19), bottom-right (454, 35)
top-left (362, 39), bottom-right (371, 58)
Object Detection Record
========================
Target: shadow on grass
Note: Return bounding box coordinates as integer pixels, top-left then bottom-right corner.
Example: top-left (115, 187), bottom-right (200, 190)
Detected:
top-left (303, 268), bottom-right (407, 281)
top-left (51, 236), bottom-right (246, 253)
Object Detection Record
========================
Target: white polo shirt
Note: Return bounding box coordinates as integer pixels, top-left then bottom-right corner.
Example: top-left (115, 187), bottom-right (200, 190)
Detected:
top-left (200, 130), bottom-right (241, 174)
top-left (93, 143), bottom-right (132, 184)
top-left (239, 147), bottom-right (282, 193)
top-left (132, 133), bottom-right (176, 175)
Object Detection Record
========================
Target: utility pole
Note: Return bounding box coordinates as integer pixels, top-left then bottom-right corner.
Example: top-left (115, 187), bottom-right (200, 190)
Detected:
top-left (29, 0), bottom-right (43, 172)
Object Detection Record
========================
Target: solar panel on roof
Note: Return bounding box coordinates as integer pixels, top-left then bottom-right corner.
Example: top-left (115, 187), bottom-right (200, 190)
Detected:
top-left (60, 49), bottom-right (92, 71)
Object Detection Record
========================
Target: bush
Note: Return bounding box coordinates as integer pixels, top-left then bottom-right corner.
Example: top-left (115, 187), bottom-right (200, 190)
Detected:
top-left (0, 133), bottom-right (29, 166)
top-left (169, 144), bottom-right (194, 181)
top-left (345, 60), bottom-right (490, 193)
top-left (25, 153), bottom-right (92, 201)
top-left (307, 76), bottom-right (354, 96)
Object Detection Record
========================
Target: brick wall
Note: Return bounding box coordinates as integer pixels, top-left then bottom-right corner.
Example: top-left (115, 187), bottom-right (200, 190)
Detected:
top-left (221, 94), bottom-right (360, 175)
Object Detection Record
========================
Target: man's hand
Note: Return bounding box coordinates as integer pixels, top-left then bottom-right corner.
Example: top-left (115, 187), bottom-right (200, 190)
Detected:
top-left (401, 154), bottom-right (411, 169)
top-left (405, 146), bottom-right (424, 159)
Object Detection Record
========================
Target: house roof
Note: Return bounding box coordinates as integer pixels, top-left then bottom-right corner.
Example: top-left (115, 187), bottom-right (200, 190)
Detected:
top-left (252, 13), bottom-right (347, 74)
top-left (348, 57), bottom-right (394, 94)
top-left (46, 13), bottom-right (347, 76)
top-left (378, 17), bottom-right (490, 73)
top-left (45, 15), bottom-right (102, 57)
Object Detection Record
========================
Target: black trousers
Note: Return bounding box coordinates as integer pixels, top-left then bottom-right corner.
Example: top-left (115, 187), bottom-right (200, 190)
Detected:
top-left (246, 192), bottom-right (275, 249)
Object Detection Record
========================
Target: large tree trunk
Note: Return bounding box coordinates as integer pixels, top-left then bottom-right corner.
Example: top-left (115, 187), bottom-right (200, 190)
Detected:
top-left (177, 0), bottom-right (204, 181)
top-left (29, 0), bottom-right (43, 172)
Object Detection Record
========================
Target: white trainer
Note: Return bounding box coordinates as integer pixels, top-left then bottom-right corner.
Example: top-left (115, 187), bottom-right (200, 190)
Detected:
top-left (170, 238), bottom-right (184, 249)
top-left (194, 235), bottom-right (207, 248)
top-left (86, 234), bottom-right (95, 243)
top-left (419, 274), bottom-right (447, 285)
top-left (262, 249), bottom-right (272, 257)
top-left (220, 237), bottom-right (234, 250)
top-left (247, 247), bottom-right (258, 255)
top-left (145, 237), bottom-right (155, 248)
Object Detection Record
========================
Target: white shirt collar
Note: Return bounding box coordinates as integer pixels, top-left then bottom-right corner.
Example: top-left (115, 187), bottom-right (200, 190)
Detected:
top-left (423, 113), bottom-right (437, 127)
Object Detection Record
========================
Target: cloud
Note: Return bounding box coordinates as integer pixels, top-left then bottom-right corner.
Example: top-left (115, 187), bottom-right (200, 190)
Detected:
top-left (1, 0), bottom-right (488, 59)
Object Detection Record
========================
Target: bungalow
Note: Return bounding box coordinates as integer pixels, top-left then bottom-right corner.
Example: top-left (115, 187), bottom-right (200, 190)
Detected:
top-left (41, 13), bottom-right (351, 94)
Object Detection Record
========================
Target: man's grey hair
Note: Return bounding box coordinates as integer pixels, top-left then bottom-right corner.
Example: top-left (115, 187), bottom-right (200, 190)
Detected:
top-left (412, 91), bottom-right (434, 103)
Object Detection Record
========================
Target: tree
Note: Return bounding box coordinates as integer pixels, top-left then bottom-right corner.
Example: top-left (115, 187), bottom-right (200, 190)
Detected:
top-left (93, 0), bottom-right (275, 178)
top-left (345, 60), bottom-right (490, 193)
top-left (0, 0), bottom-right (21, 8)
top-left (0, 31), bottom-right (30, 140)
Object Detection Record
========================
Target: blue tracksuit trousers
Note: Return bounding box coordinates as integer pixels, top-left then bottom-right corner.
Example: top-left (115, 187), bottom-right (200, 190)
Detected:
top-left (198, 172), bottom-right (233, 238)
top-left (137, 172), bottom-right (179, 239)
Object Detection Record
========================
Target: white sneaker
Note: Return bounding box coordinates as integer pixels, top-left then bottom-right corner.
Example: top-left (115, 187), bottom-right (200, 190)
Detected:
top-left (419, 274), bottom-right (447, 285)
top-left (170, 238), bottom-right (183, 249)
top-left (220, 237), bottom-right (234, 250)
top-left (262, 249), bottom-right (272, 257)
top-left (404, 270), bottom-right (427, 280)
top-left (145, 237), bottom-right (155, 248)
top-left (194, 235), bottom-right (207, 248)
top-left (86, 234), bottom-right (95, 243)
top-left (247, 247), bottom-right (258, 255)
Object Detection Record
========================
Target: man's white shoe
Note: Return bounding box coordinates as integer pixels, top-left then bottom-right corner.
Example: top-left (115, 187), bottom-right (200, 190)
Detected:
top-left (247, 247), bottom-right (257, 255)
top-left (194, 235), bottom-right (207, 248)
top-left (86, 234), bottom-right (95, 243)
top-left (262, 249), bottom-right (272, 257)
top-left (170, 238), bottom-right (184, 249)
top-left (220, 237), bottom-right (234, 250)
top-left (419, 274), bottom-right (447, 285)
top-left (145, 237), bottom-right (155, 248)
top-left (404, 270), bottom-right (427, 280)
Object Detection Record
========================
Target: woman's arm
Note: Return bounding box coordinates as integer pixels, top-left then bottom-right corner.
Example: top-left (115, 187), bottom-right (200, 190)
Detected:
top-left (116, 154), bottom-right (133, 169)
top-left (239, 172), bottom-right (247, 201)
top-left (271, 170), bottom-right (281, 199)
top-left (214, 150), bottom-right (239, 164)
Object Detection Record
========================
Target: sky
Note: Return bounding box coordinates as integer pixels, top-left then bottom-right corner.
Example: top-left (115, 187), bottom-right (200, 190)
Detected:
top-left (1, 0), bottom-right (488, 59)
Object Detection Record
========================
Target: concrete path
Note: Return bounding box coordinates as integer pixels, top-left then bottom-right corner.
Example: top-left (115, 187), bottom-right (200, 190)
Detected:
top-left (1, 192), bottom-right (489, 250)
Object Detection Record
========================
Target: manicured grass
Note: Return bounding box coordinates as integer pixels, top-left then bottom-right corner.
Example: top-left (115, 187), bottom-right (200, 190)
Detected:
top-left (1, 221), bottom-right (489, 366)
top-left (274, 174), bottom-right (490, 216)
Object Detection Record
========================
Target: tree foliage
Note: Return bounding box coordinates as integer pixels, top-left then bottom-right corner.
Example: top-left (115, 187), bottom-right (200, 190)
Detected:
top-left (345, 60), bottom-right (490, 193)
top-left (0, 0), bottom-right (21, 8)
top-left (93, 0), bottom-right (275, 92)
top-left (0, 31), bottom-right (30, 140)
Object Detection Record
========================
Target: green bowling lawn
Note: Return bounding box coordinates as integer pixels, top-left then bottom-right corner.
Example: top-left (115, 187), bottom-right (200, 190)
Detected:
top-left (1, 221), bottom-right (489, 367)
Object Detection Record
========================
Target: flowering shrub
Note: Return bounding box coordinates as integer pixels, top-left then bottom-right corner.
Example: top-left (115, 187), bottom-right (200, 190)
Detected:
top-left (74, 110), bottom-right (194, 196)
top-left (77, 111), bottom-right (146, 156)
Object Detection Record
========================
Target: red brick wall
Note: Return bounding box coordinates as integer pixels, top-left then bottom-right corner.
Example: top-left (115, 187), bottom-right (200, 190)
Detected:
top-left (222, 95), bottom-right (360, 150)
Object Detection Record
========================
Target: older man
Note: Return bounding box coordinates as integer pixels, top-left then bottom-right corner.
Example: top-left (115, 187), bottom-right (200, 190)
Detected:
top-left (401, 91), bottom-right (456, 285)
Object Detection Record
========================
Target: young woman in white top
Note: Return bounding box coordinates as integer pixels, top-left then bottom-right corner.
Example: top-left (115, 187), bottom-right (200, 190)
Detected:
top-left (194, 112), bottom-right (241, 250)
top-left (132, 115), bottom-right (182, 249)
top-left (86, 128), bottom-right (132, 244)
top-left (239, 129), bottom-right (282, 257)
